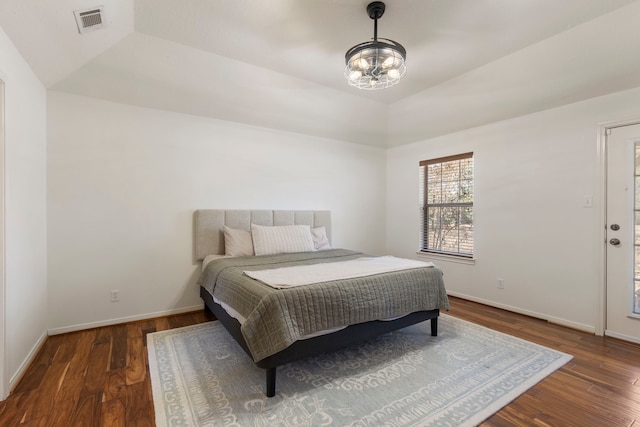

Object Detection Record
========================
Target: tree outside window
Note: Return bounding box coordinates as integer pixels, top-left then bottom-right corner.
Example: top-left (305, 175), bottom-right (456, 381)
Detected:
top-left (419, 153), bottom-right (473, 257)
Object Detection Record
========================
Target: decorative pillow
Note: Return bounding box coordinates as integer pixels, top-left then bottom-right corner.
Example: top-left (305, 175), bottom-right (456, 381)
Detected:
top-left (251, 224), bottom-right (315, 256)
top-left (223, 226), bottom-right (254, 257)
top-left (311, 226), bottom-right (331, 251)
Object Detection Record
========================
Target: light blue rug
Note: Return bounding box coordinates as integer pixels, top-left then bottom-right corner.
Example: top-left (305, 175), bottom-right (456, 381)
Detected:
top-left (148, 314), bottom-right (572, 426)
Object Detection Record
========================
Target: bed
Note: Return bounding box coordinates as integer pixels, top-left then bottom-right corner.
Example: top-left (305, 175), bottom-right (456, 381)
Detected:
top-left (195, 209), bottom-right (449, 397)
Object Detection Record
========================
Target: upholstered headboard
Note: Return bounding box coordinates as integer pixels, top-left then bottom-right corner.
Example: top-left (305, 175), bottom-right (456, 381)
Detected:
top-left (194, 210), bottom-right (331, 261)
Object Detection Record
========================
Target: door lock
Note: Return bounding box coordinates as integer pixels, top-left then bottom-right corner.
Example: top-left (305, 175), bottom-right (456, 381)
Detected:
top-left (609, 238), bottom-right (621, 246)
top-left (610, 224), bottom-right (620, 231)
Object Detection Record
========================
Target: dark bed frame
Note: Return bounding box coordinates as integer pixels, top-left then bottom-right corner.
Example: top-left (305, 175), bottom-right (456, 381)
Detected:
top-left (200, 287), bottom-right (439, 397)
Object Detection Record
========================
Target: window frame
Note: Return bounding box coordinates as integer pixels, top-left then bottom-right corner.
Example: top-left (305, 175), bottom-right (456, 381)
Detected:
top-left (419, 152), bottom-right (474, 258)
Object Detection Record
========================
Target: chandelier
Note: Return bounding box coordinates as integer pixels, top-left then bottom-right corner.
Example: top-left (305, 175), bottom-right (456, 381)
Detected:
top-left (344, 1), bottom-right (406, 90)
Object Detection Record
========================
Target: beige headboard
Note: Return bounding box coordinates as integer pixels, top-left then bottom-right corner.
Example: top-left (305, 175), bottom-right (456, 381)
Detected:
top-left (194, 209), bottom-right (331, 261)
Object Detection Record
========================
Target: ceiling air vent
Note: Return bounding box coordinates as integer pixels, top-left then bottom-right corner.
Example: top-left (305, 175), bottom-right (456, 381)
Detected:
top-left (74, 6), bottom-right (105, 34)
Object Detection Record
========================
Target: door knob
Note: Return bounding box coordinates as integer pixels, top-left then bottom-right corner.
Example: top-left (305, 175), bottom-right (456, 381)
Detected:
top-left (609, 238), bottom-right (621, 246)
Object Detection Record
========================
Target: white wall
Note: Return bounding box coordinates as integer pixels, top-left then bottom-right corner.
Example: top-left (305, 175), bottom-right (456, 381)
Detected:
top-left (47, 92), bottom-right (387, 333)
top-left (48, 85), bottom-right (640, 336)
top-left (0, 26), bottom-right (48, 389)
top-left (387, 86), bottom-right (640, 332)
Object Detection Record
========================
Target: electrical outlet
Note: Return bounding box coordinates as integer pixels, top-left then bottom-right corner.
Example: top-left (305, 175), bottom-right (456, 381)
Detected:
top-left (111, 290), bottom-right (120, 302)
top-left (497, 279), bottom-right (504, 289)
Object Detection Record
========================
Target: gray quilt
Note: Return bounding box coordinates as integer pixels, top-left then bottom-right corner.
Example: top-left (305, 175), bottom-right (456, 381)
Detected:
top-left (198, 249), bottom-right (449, 362)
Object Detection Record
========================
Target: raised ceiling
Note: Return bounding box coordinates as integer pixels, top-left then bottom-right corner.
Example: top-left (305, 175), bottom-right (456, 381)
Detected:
top-left (1, 0), bottom-right (640, 147)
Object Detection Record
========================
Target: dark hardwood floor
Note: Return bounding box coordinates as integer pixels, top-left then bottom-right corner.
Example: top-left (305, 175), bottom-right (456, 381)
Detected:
top-left (0, 296), bottom-right (638, 426)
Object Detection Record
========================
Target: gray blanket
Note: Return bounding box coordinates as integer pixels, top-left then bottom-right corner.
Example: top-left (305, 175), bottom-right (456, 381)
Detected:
top-left (198, 249), bottom-right (449, 362)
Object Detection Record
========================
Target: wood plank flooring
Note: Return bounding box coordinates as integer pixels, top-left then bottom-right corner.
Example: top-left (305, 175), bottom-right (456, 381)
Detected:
top-left (0, 297), bottom-right (638, 426)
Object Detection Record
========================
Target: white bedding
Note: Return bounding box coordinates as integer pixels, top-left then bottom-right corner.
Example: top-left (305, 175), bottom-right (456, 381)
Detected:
top-left (244, 256), bottom-right (435, 288)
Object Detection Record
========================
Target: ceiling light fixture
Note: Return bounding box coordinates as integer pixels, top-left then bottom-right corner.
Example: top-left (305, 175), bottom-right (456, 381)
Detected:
top-left (344, 1), bottom-right (406, 90)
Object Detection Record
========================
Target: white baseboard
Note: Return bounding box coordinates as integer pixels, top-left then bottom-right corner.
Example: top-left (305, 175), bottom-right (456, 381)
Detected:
top-left (605, 329), bottom-right (640, 345)
top-left (47, 304), bottom-right (205, 336)
top-left (447, 291), bottom-right (595, 334)
top-left (10, 331), bottom-right (47, 391)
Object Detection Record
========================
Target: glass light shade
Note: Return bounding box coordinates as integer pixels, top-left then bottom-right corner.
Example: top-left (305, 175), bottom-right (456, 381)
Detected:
top-left (357, 57), bottom-right (370, 69)
top-left (344, 39), bottom-right (406, 90)
top-left (382, 55), bottom-right (395, 68)
top-left (349, 70), bottom-right (363, 81)
top-left (387, 68), bottom-right (400, 79)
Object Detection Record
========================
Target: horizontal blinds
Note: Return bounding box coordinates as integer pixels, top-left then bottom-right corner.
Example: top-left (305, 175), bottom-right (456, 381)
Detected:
top-left (419, 153), bottom-right (473, 256)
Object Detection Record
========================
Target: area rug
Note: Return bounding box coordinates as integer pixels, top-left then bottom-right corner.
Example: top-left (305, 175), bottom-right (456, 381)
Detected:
top-left (148, 315), bottom-right (572, 426)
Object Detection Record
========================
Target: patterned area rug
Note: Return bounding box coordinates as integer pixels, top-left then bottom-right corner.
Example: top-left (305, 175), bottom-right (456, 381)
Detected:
top-left (148, 315), bottom-right (572, 426)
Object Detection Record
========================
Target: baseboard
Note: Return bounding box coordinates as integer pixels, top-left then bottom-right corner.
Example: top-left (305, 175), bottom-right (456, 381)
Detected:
top-left (605, 330), bottom-right (640, 345)
top-left (47, 304), bottom-right (205, 335)
top-left (447, 291), bottom-right (595, 334)
top-left (10, 330), bottom-right (47, 391)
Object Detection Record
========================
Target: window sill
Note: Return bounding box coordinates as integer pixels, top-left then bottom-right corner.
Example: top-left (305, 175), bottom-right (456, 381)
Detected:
top-left (415, 251), bottom-right (476, 265)
top-left (627, 313), bottom-right (640, 321)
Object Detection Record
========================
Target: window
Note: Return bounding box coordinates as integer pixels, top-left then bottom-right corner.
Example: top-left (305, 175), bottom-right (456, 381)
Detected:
top-left (419, 152), bottom-right (473, 257)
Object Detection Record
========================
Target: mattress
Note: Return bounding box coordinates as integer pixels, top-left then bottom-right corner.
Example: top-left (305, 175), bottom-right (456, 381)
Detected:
top-left (198, 249), bottom-right (449, 362)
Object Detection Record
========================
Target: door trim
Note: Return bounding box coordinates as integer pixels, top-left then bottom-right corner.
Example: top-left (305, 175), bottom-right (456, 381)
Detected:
top-left (598, 118), bottom-right (640, 338)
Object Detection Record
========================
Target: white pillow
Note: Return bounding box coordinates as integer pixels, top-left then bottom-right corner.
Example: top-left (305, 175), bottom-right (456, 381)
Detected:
top-left (311, 226), bottom-right (331, 251)
top-left (251, 224), bottom-right (314, 256)
top-left (224, 226), bottom-right (254, 257)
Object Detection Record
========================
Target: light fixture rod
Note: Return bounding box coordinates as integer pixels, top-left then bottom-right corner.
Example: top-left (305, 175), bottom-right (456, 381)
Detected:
top-left (373, 17), bottom-right (379, 41)
top-left (368, 1), bottom-right (385, 42)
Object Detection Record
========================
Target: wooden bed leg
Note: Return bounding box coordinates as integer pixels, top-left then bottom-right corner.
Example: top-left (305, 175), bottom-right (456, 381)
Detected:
top-left (266, 367), bottom-right (276, 397)
top-left (430, 317), bottom-right (438, 336)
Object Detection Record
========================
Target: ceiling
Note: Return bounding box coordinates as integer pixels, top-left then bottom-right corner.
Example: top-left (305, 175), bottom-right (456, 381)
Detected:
top-left (1, 0), bottom-right (640, 147)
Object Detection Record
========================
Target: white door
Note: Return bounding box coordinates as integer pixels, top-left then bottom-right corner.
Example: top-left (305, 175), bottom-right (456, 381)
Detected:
top-left (606, 123), bottom-right (640, 343)
top-left (0, 80), bottom-right (5, 399)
